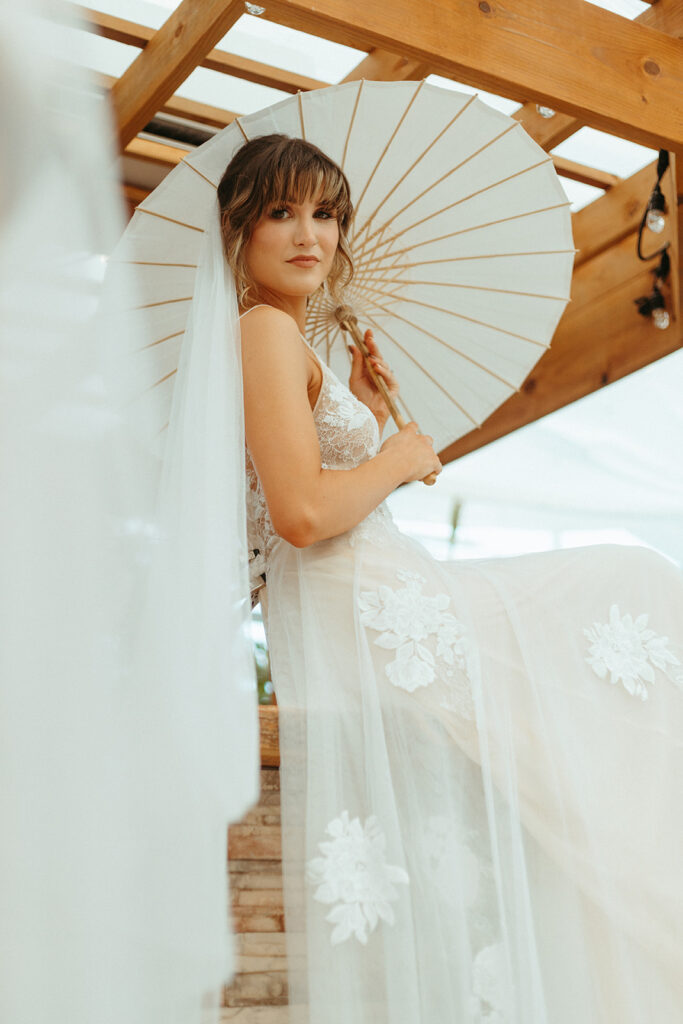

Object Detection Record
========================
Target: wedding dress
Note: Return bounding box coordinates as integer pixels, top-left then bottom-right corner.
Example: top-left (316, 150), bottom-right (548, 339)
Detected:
top-left (242, 307), bottom-right (683, 1023)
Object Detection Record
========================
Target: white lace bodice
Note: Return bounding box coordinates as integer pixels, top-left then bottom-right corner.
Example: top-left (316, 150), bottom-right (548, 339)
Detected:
top-left (243, 314), bottom-right (397, 603)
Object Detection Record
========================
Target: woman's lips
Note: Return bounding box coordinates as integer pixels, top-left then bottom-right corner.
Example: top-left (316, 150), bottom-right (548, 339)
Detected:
top-left (287, 258), bottom-right (319, 266)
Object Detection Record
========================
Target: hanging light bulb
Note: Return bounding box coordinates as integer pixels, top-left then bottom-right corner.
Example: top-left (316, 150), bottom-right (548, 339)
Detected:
top-left (645, 183), bottom-right (667, 234)
top-left (536, 104), bottom-right (556, 119)
top-left (652, 307), bottom-right (670, 330)
top-left (634, 270), bottom-right (669, 330)
top-left (646, 208), bottom-right (666, 234)
top-left (244, 2), bottom-right (266, 13)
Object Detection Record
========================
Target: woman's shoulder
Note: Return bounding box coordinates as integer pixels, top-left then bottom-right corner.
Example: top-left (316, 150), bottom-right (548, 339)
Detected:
top-left (238, 306), bottom-right (310, 382)
top-left (239, 304), bottom-right (298, 333)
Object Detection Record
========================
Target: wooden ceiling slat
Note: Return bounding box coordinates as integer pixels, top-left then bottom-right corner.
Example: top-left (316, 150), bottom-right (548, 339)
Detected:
top-left (111, 0), bottom-right (253, 148)
top-left (121, 129), bottom-right (621, 198)
top-left (256, 0), bottom-right (683, 151)
top-left (125, 137), bottom-right (189, 166)
top-left (77, 5), bottom-right (329, 94)
top-left (553, 157), bottom-right (620, 191)
top-left (341, 48), bottom-right (430, 83)
top-left (96, 71), bottom-right (237, 129)
top-left (637, 0), bottom-right (683, 38)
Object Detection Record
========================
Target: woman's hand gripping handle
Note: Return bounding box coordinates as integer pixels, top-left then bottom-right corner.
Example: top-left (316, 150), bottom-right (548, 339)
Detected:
top-left (335, 305), bottom-right (440, 486)
top-left (379, 421), bottom-right (442, 486)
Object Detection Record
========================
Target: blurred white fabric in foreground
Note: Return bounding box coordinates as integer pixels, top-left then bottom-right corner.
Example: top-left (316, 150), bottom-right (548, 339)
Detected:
top-left (0, 3), bottom-right (259, 1022)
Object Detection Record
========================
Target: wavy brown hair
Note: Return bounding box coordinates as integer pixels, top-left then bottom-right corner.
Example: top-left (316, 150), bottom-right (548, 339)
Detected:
top-left (217, 133), bottom-right (354, 311)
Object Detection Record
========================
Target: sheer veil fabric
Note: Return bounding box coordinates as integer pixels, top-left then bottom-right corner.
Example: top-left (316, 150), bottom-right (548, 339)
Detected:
top-left (0, 3), bottom-right (259, 1022)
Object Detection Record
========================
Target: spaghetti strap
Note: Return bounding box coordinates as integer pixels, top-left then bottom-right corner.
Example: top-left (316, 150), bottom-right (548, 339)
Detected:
top-left (237, 303), bottom-right (270, 319)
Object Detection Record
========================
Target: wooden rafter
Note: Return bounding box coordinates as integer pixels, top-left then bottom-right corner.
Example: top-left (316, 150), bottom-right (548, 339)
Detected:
top-left (438, 243), bottom-right (681, 466)
top-left (111, 0), bottom-right (246, 148)
top-left (96, 72), bottom-right (237, 129)
top-left (255, 0), bottom-right (683, 151)
top-left (638, 0), bottom-right (683, 38)
top-left (120, 127), bottom-right (621, 198)
top-left (76, 5), bottom-right (328, 95)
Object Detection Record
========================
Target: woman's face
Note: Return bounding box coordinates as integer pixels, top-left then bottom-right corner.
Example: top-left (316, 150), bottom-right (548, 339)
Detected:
top-left (243, 192), bottom-right (340, 302)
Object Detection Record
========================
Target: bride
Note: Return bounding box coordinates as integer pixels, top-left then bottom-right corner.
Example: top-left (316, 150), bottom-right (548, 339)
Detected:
top-left (220, 134), bottom-right (683, 1022)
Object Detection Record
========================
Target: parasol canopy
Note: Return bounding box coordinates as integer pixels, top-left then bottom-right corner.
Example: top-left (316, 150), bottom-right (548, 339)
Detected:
top-left (110, 78), bottom-right (575, 457)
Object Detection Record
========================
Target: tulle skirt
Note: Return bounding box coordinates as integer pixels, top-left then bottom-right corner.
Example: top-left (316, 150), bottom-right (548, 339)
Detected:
top-left (260, 515), bottom-right (683, 1022)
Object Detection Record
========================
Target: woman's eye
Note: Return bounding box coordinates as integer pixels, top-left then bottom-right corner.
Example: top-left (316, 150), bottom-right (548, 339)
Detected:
top-left (269, 207), bottom-right (336, 219)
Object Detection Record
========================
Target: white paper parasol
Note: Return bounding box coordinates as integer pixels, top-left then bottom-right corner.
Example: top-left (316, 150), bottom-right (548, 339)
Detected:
top-left (111, 78), bottom-right (574, 457)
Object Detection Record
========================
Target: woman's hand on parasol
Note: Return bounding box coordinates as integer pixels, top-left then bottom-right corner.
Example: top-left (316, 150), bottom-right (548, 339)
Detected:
top-left (348, 329), bottom-right (399, 433)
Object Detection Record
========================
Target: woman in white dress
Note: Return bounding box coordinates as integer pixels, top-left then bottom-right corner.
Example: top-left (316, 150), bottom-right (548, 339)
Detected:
top-left (221, 134), bottom-right (683, 1023)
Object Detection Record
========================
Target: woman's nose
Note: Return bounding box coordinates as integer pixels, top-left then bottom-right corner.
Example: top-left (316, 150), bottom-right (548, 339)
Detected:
top-left (294, 216), bottom-right (317, 245)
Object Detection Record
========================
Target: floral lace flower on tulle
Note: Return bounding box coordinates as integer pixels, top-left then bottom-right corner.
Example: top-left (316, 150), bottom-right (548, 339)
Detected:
top-left (584, 603), bottom-right (683, 700)
top-left (305, 810), bottom-right (410, 946)
top-left (358, 569), bottom-right (472, 703)
top-left (421, 814), bottom-right (480, 910)
top-left (469, 942), bottom-right (513, 1023)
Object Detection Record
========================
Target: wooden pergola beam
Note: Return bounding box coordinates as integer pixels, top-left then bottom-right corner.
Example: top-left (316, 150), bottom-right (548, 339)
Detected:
top-left (122, 125), bottom-right (620, 196)
top-left (258, 0), bottom-right (683, 151)
top-left (438, 238), bottom-right (681, 466)
top-left (111, 0), bottom-right (246, 149)
top-left (96, 71), bottom-right (238, 129)
top-left (77, 5), bottom-right (329, 95)
top-left (638, 0), bottom-right (683, 38)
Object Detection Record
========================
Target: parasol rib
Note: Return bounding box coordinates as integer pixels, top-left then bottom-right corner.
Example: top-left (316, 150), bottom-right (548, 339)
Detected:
top-left (134, 296), bottom-right (192, 310)
top-left (297, 90), bottom-right (306, 140)
top-left (362, 309), bottom-right (481, 427)
top-left (353, 121), bottom-right (522, 254)
top-left (116, 260), bottom-right (198, 268)
top-left (145, 368), bottom-right (177, 392)
top-left (182, 160), bottom-right (219, 189)
top-left (365, 276), bottom-right (571, 302)
top-left (361, 297), bottom-right (521, 390)
top-left (134, 207), bottom-right (204, 232)
top-left (340, 80), bottom-right (365, 174)
top-left (137, 329), bottom-right (185, 351)
top-left (350, 79), bottom-right (427, 226)
top-left (355, 154), bottom-right (556, 261)
top-left (362, 282), bottom-right (549, 348)
top-left (365, 202), bottom-right (574, 263)
top-left (352, 91), bottom-right (478, 243)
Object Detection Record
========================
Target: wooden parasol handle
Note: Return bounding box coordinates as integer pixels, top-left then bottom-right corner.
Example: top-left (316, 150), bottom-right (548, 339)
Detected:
top-left (334, 306), bottom-right (438, 486)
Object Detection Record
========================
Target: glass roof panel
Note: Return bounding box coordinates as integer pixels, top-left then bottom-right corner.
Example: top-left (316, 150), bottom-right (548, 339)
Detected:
top-left (218, 14), bottom-right (367, 84)
top-left (585, 0), bottom-right (650, 17)
top-left (425, 75), bottom-right (521, 116)
top-left (551, 127), bottom-right (657, 179)
top-left (173, 67), bottom-right (290, 114)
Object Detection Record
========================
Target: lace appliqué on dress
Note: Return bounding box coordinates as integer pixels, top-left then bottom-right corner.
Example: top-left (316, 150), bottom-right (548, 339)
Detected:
top-left (358, 569), bottom-right (473, 711)
top-left (469, 942), bottom-right (513, 1024)
top-left (420, 814), bottom-right (480, 911)
top-left (305, 809), bottom-right (410, 946)
top-left (584, 603), bottom-right (683, 700)
top-left (348, 503), bottom-right (400, 549)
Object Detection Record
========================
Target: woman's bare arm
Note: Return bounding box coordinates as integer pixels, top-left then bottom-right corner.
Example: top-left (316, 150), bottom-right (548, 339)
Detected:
top-left (241, 306), bottom-right (424, 548)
